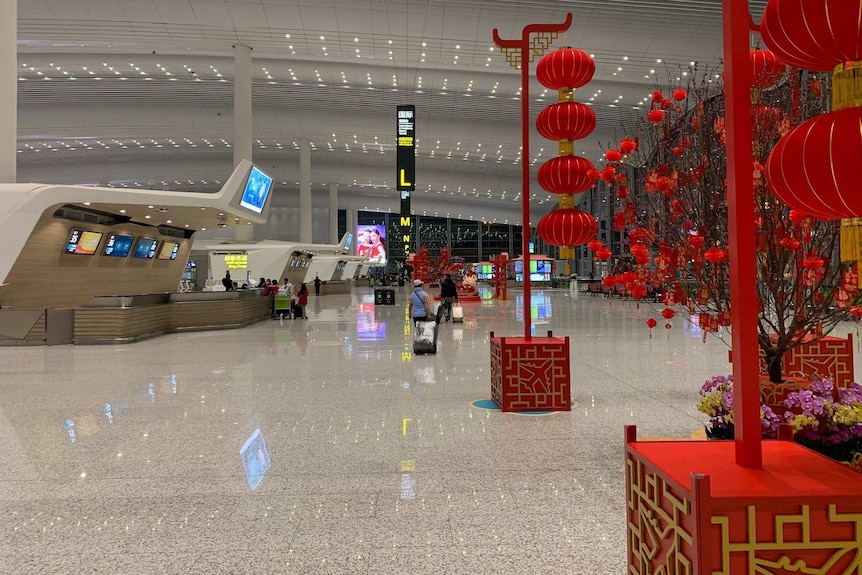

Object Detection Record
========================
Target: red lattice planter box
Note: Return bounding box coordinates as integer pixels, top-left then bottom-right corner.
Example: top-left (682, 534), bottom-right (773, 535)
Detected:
top-left (625, 426), bottom-right (862, 575)
top-left (730, 334), bottom-right (855, 387)
top-left (489, 331), bottom-right (570, 412)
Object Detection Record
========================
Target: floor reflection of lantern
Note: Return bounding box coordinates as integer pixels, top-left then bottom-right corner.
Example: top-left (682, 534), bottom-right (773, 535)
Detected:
top-left (534, 47), bottom-right (599, 275)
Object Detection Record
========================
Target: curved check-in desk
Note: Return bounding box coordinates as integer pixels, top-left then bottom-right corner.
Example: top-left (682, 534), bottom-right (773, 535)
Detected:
top-left (72, 290), bottom-right (272, 344)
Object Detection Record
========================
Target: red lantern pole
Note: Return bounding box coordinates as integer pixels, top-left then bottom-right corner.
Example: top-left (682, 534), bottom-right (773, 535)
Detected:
top-left (724, 0), bottom-right (762, 468)
top-left (494, 14), bottom-right (572, 340)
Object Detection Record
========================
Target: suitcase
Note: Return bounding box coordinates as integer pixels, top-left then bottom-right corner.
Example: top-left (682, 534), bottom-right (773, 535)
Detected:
top-left (451, 302), bottom-right (464, 323)
top-left (413, 320), bottom-right (438, 354)
top-left (293, 304), bottom-right (303, 319)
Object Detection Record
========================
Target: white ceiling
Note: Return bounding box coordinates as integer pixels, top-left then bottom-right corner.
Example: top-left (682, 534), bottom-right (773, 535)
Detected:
top-left (16, 0), bottom-right (769, 224)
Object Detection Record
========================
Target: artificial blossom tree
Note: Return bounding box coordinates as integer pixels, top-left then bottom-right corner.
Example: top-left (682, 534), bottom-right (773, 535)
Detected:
top-left (597, 56), bottom-right (862, 383)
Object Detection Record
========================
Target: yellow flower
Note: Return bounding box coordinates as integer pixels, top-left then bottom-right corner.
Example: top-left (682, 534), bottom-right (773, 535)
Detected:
top-left (789, 414), bottom-right (818, 431)
top-left (834, 404), bottom-right (862, 426)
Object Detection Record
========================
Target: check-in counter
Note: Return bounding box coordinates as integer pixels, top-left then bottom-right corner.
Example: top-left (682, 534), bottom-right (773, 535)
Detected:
top-left (318, 280), bottom-right (352, 295)
top-left (72, 289), bottom-right (272, 344)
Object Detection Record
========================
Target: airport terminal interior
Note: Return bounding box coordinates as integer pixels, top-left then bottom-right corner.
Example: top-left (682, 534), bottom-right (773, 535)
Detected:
top-left (8, 0), bottom-right (861, 573)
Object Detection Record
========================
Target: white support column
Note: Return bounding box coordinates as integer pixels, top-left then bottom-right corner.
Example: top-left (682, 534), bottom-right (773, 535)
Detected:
top-left (299, 138), bottom-right (312, 243)
top-left (329, 182), bottom-right (338, 244)
top-left (0, 0), bottom-right (17, 183)
top-left (233, 43), bottom-right (254, 242)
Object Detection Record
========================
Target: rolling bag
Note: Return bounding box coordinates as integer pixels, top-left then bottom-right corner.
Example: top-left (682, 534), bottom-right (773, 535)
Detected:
top-left (451, 302), bottom-right (463, 323)
top-left (293, 304), bottom-right (303, 319)
top-left (413, 320), bottom-right (438, 355)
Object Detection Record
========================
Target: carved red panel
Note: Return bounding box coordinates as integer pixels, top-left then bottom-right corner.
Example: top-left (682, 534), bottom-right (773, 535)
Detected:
top-left (490, 335), bottom-right (570, 411)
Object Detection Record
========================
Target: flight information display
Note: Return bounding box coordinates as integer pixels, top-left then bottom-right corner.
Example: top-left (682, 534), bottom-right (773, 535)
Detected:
top-left (103, 234), bottom-right (135, 257)
top-left (133, 238), bottom-right (159, 259)
top-left (65, 229), bottom-right (104, 255)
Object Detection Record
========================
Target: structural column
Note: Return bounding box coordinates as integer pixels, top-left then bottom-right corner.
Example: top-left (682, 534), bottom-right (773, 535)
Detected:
top-left (329, 182), bottom-right (338, 244)
top-left (0, 0), bottom-right (17, 183)
top-left (299, 138), bottom-right (312, 243)
top-left (233, 43), bottom-right (253, 242)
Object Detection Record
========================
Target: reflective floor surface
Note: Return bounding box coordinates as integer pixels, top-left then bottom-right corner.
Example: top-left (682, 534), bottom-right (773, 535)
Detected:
top-left (3, 286), bottom-right (854, 573)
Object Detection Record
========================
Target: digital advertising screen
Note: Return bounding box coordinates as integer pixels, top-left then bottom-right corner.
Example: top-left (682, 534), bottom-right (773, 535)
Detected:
top-left (357, 304), bottom-right (386, 341)
top-left (64, 229), bottom-right (104, 255)
top-left (103, 234), bottom-right (135, 257)
top-left (157, 241), bottom-right (180, 260)
top-left (356, 224), bottom-right (387, 264)
top-left (132, 238), bottom-right (159, 259)
top-left (239, 166), bottom-right (273, 214)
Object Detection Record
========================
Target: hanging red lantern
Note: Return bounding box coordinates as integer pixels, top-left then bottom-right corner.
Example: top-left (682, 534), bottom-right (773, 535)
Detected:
top-left (803, 256), bottom-right (825, 270)
top-left (767, 107), bottom-right (862, 219)
top-left (605, 149), bottom-right (623, 162)
top-left (620, 137), bottom-right (638, 154)
top-left (596, 247), bottom-right (612, 261)
top-left (661, 308), bottom-right (676, 320)
top-left (587, 239), bottom-right (603, 252)
top-left (603, 275), bottom-right (617, 287)
top-left (629, 227), bottom-right (651, 243)
top-left (704, 247), bottom-right (726, 264)
top-left (646, 317), bottom-right (657, 338)
top-left (750, 48), bottom-right (787, 89)
top-left (688, 234), bottom-right (705, 250)
top-left (631, 285), bottom-right (647, 300)
top-left (672, 88), bottom-right (687, 101)
top-left (537, 156), bottom-right (596, 195)
top-left (788, 209), bottom-right (808, 224)
top-left (651, 91), bottom-right (665, 103)
top-left (616, 185), bottom-right (630, 199)
top-left (780, 236), bottom-right (801, 250)
top-left (621, 271), bottom-right (638, 285)
top-left (600, 165), bottom-right (616, 182)
top-left (648, 109), bottom-right (664, 123)
top-left (536, 209), bottom-right (598, 247)
top-left (536, 48), bottom-right (596, 90)
top-left (536, 102), bottom-right (597, 142)
top-left (630, 243), bottom-right (649, 260)
top-left (761, 1), bottom-right (862, 72)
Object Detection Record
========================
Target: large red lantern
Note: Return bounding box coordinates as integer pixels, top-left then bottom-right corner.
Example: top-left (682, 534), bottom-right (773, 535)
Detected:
top-left (750, 48), bottom-right (786, 89)
top-left (761, 1), bottom-right (862, 71)
top-left (586, 239), bottom-right (603, 252)
top-left (536, 102), bottom-right (596, 142)
top-left (536, 48), bottom-right (595, 90)
top-left (537, 156), bottom-right (596, 195)
top-left (766, 106), bottom-right (862, 219)
top-left (537, 209), bottom-right (598, 247)
top-left (595, 247), bottom-right (612, 261)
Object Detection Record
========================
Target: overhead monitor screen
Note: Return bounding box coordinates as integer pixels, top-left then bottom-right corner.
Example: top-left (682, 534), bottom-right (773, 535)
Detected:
top-left (157, 241), bottom-right (180, 260)
top-left (239, 166), bottom-right (273, 214)
top-left (65, 229), bottom-right (104, 255)
top-left (133, 238), bottom-right (159, 259)
top-left (356, 224), bottom-right (387, 264)
top-left (103, 234), bottom-right (135, 257)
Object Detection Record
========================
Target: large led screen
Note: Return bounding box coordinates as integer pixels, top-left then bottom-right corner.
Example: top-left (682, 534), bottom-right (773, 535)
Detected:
top-left (157, 241), bottom-right (180, 260)
top-left (64, 229), bottom-right (104, 255)
top-left (103, 234), bottom-right (135, 257)
top-left (356, 225), bottom-right (387, 264)
top-left (133, 238), bottom-right (159, 259)
top-left (239, 166), bottom-right (273, 214)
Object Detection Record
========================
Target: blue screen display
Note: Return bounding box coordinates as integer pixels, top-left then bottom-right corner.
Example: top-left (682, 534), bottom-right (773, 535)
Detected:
top-left (239, 166), bottom-right (273, 214)
top-left (103, 234), bottom-right (135, 257)
top-left (133, 238), bottom-right (158, 259)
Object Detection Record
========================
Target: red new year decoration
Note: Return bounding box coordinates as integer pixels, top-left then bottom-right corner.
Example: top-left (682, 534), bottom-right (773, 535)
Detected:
top-left (704, 247), bottom-right (726, 264)
top-left (750, 48), bottom-right (786, 89)
top-left (620, 137), bottom-right (637, 154)
top-left (536, 209), bottom-right (597, 247)
top-left (648, 109), bottom-right (664, 123)
top-left (779, 236), bottom-right (801, 250)
top-left (766, 106), bottom-right (862, 219)
top-left (672, 88), bottom-right (687, 101)
top-left (587, 239), bottom-right (603, 252)
top-left (536, 102), bottom-right (596, 142)
top-left (761, 0), bottom-right (862, 71)
top-left (605, 149), bottom-right (623, 162)
top-left (536, 47), bottom-right (595, 89)
top-left (661, 308), bottom-right (676, 320)
top-left (595, 247), bottom-right (612, 261)
top-left (537, 155), bottom-right (596, 195)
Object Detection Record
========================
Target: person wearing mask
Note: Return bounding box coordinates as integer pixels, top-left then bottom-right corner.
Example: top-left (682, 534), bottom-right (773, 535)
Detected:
top-left (314, 274), bottom-right (322, 296)
top-left (440, 273), bottom-right (458, 322)
top-left (297, 283), bottom-right (309, 319)
top-left (409, 279), bottom-right (430, 323)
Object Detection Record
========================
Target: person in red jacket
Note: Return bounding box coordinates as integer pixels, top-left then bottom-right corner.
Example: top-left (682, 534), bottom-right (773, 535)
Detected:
top-left (297, 283), bottom-right (309, 319)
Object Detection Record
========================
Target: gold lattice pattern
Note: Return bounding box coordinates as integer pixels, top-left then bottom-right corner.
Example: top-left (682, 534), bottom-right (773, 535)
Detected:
top-left (712, 505), bottom-right (862, 574)
top-left (499, 31), bottom-right (559, 70)
top-left (626, 455), bottom-right (694, 575)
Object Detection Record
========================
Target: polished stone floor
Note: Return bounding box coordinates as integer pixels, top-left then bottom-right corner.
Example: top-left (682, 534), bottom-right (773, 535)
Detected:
top-left (3, 286), bottom-right (852, 573)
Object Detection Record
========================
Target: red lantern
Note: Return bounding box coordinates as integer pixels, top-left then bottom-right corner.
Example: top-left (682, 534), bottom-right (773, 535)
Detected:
top-left (536, 102), bottom-right (597, 142)
top-left (631, 285), bottom-right (647, 300)
top-left (750, 48), bottom-right (786, 89)
top-left (661, 308), bottom-right (676, 320)
top-left (536, 209), bottom-right (598, 247)
top-left (596, 247), bottom-right (612, 261)
top-left (766, 107), bottom-right (862, 219)
top-left (672, 88), bottom-right (687, 101)
top-left (646, 318), bottom-right (658, 335)
top-left (605, 149), bottom-right (623, 162)
top-left (803, 256), bottom-right (825, 270)
top-left (651, 91), bottom-right (664, 103)
top-left (630, 243), bottom-right (649, 259)
top-left (648, 109), bottom-right (664, 123)
top-left (616, 185), bottom-right (630, 199)
top-left (587, 239), bottom-right (603, 252)
top-left (780, 236), bottom-right (801, 250)
top-left (761, 1), bottom-right (862, 71)
top-left (621, 271), bottom-right (637, 285)
top-left (603, 275), bottom-right (617, 287)
top-left (704, 247), bottom-right (726, 264)
top-left (536, 48), bottom-right (595, 90)
top-left (688, 234), bottom-right (705, 250)
top-left (788, 209), bottom-right (808, 224)
top-left (600, 165), bottom-right (616, 182)
top-left (620, 137), bottom-right (638, 154)
top-left (537, 156), bottom-right (596, 195)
